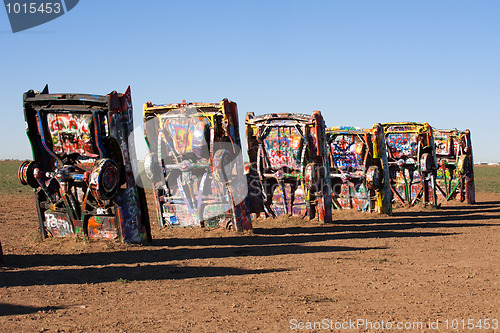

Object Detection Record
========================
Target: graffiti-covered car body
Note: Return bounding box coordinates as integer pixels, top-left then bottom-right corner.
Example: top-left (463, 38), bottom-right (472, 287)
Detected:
top-left (381, 122), bottom-right (438, 207)
top-left (245, 112), bottom-right (332, 222)
top-left (433, 128), bottom-right (475, 204)
top-left (143, 99), bottom-right (251, 231)
top-left (18, 86), bottom-right (151, 243)
top-left (326, 124), bottom-right (392, 214)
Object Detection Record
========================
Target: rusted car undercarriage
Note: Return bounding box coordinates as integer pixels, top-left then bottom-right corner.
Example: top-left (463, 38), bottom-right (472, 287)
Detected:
top-left (326, 124), bottom-right (392, 214)
top-left (143, 99), bottom-right (252, 231)
top-left (19, 86), bottom-right (151, 243)
top-left (246, 112), bottom-right (332, 222)
top-left (382, 122), bottom-right (438, 208)
top-left (434, 128), bottom-right (475, 204)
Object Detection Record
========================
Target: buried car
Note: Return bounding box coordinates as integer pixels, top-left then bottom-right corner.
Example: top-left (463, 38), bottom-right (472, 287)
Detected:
top-left (433, 128), bottom-right (475, 204)
top-left (245, 112), bottom-right (332, 222)
top-left (326, 125), bottom-right (392, 214)
top-left (143, 99), bottom-right (251, 231)
top-left (381, 122), bottom-right (438, 207)
top-left (18, 86), bottom-right (151, 243)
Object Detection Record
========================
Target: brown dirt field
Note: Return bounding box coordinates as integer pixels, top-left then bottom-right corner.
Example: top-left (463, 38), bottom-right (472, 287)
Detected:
top-left (1, 192), bottom-right (499, 332)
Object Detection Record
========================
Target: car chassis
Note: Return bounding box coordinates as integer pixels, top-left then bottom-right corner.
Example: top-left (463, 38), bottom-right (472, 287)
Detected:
top-left (143, 99), bottom-right (251, 231)
top-left (433, 128), bottom-right (475, 204)
top-left (245, 112), bottom-right (332, 222)
top-left (18, 86), bottom-right (151, 243)
top-left (382, 122), bottom-right (438, 207)
top-left (326, 124), bottom-right (392, 214)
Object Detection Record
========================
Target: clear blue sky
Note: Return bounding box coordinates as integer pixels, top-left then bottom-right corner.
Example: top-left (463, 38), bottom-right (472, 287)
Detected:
top-left (1, 0), bottom-right (499, 162)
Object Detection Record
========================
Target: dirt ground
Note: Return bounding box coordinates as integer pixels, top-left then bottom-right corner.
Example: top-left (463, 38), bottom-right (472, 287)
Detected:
top-left (0, 192), bottom-right (499, 332)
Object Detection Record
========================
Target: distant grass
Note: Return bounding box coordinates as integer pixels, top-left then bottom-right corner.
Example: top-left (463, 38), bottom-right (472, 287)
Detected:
top-left (474, 165), bottom-right (500, 193)
top-left (0, 160), bottom-right (33, 197)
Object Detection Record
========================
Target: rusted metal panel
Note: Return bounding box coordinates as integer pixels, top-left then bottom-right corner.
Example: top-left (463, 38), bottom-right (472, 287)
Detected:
top-left (381, 122), bottom-right (438, 208)
top-left (19, 86), bottom-right (151, 243)
top-left (434, 128), bottom-right (475, 204)
top-left (143, 100), bottom-right (251, 231)
top-left (326, 124), bottom-right (392, 214)
top-left (245, 112), bottom-right (332, 222)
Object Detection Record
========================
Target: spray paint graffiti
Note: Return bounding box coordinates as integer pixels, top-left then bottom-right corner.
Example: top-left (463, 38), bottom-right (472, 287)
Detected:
top-left (143, 99), bottom-right (251, 231)
top-left (381, 122), bottom-right (438, 208)
top-left (245, 112), bottom-right (332, 222)
top-left (386, 133), bottom-right (418, 159)
top-left (326, 125), bottom-right (392, 214)
top-left (47, 113), bottom-right (98, 157)
top-left (87, 216), bottom-right (118, 239)
top-left (44, 211), bottom-right (73, 237)
top-left (329, 134), bottom-right (363, 171)
top-left (434, 128), bottom-right (475, 204)
top-left (263, 127), bottom-right (303, 169)
top-left (19, 86), bottom-right (151, 243)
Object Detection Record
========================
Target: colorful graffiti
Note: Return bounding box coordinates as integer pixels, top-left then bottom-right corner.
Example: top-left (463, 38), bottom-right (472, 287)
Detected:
top-left (44, 211), bottom-right (74, 237)
top-left (326, 125), bottom-right (392, 214)
top-left (434, 129), bottom-right (475, 204)
top-left (382, 122), bottom-right (437, 208)
top-left (386, 133), bottom-right (418, 159)
top-left (143, 100), bottom-right (252, 231)
top-left (263, 127), bottom-right (303, 170)
top-left (47, 113), bottom-right (97, 157)
top-left (87, 216), bottom-right (119, 239)
top-left (269, 183), bottom-right (307, 217)
top-left (435, 135), bottom-right (459, 156)
top-left (246, 112), bottom-right (332, 222)
top-left (162, 115), bottom-right (209, 157)
top-left (337, 182), bottom-right (370, 211)
top-left (392, 169), bottom-right (422, 203)
top-left (329, 134), bottom-right (363, 171)
top-left (20, 86), bottom-right (151, 243)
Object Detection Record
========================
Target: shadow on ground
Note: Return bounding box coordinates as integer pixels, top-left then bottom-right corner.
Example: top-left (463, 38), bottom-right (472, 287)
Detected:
top-left (0, 303), bottom-right (64, 316)
top-left (1, 199), bottom-right (498, 287)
